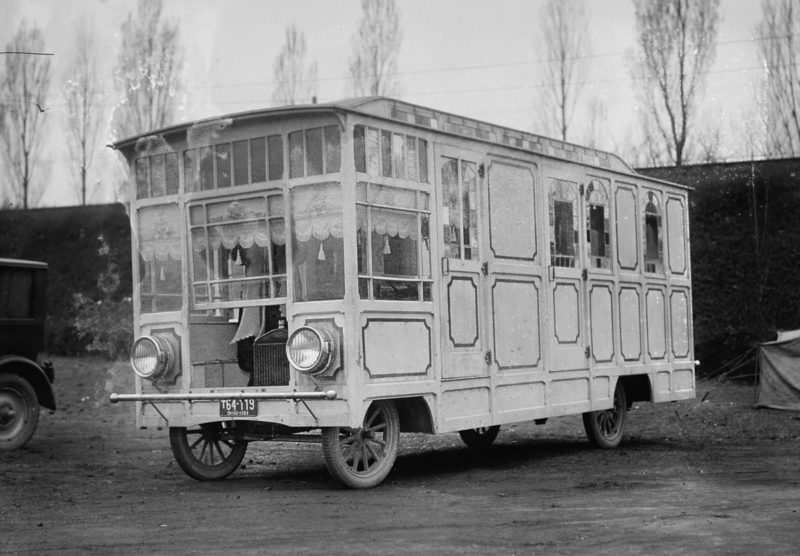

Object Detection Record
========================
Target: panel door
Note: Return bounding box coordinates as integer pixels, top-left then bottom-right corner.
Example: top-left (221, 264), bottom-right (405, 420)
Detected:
top-left (437, 147), bottom-right (488, 380)
top-left (546, 173), bottom-right (589, 372)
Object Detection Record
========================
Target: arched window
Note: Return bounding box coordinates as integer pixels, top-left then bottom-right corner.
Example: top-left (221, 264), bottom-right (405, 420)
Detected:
top-left (585, 180), bottom-right (610, 269)
top-left (549, 179), bottom-right (578, 267)
top-left (644, 191), bottom-right (663, 273)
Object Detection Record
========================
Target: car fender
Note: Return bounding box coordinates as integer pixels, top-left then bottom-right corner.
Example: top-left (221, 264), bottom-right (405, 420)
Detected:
top-left (0, 355), bottom-right (56, 410)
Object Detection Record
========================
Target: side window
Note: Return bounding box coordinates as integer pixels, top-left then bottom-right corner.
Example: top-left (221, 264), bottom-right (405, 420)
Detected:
top-left (549, 179), bottom-right (578, 267)
top-left (356, 183), bottom-right (432, 301)
top-left (0, 268), bottom-right (33, 318)
top-left (441, 157), bottom-right (479, 261)
top-left (353, 124), bottom-right (429, 184)
top-left (644, 191), bottom-right (663, 273)
top-left (585, 179), bottom-right (610, 269)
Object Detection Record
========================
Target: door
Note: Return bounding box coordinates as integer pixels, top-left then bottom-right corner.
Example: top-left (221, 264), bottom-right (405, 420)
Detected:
top-left (546, 174), bottom-right (589, 372)
top-left (437, 147), bottom-right (488, 380)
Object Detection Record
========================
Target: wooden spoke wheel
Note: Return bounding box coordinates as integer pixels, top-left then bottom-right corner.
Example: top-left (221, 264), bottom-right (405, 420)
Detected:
top-left (169, 422), bottom-right (247, 480)
top-left (322, 400), bottom-right (400, 489)
top-left (582, 382), bottom-right (627, 449)
top-left (458, 425), bottom-right (500, 449)
top-left (0, 373), bottom-right (40, 451)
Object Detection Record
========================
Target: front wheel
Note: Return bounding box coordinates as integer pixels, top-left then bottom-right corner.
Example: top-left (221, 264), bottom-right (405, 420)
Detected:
top-left (169, 422), bottom-right (248, 480)
top-left (582, 382), bottom-right (627, 448)
top-left (0, 373), bottom-right (40, 451)
top-left (458, 425), bottom-right (500, 449)
top-left (321, 400), bottom-right (400, 489)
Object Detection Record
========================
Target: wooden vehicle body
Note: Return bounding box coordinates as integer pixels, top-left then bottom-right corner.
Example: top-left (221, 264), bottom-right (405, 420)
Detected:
top-left (111, 98), bottom-right (694, 487)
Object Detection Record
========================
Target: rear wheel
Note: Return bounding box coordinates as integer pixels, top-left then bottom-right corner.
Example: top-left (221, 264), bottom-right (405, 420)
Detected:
top-left (458, 425), bottom-right (500, 449)
top-left (169, 422), bottom-right (248, 480)
top-left (0, 373), bottom-right (40, 451)
top-left (322, 400), bottom-right (400, 489)
top-left (582, 382), bottom-right (627, 448)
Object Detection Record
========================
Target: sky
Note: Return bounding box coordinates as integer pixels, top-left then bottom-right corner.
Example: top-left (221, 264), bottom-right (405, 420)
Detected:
top-left (0, 0), bottom-right (764, 207)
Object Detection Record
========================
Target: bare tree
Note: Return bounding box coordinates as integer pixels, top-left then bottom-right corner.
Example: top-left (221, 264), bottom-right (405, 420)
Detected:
top-left (272, 24), bottom-right (318, 106)
top-left (756, 0), bottom-right (800, 156)
top-left (112, 0), bottom-right (183, 141)
top-left (63, 20), bottom-right (104, 205)
top-left (348, 0), bottom-right (402, 97)
top-left (536, 0), bottom-right (590, 142)
top-left (630, 0), bottom-right (720, 166)
top-left (0, 20), bottom-right (51, 209)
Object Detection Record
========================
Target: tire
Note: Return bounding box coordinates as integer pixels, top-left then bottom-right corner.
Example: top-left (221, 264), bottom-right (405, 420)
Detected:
top-left (322, 400), bottom-right (400, 489)
top-left (582, 382), bottom-right (627, 449)
top-left (458, 425), bottom-right (500, 449)
top-left (169, 422), bottom-right (248, 480)
top-left (0, 373), bottom-right (40, 451)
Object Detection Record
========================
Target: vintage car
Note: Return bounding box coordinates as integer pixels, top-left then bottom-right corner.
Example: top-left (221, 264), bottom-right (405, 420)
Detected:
top-left (0, 258), bottom-right (55, 450)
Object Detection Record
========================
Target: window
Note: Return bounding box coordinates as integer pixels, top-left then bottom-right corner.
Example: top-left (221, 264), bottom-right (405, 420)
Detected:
top-left (353, 124), bottom-right (429, 183)
top-left (644, 191), bottom-right (663, 273)
top-left (189, 196), bottom-right (287, 309)
top-left (288, 126), bottom-right (341, 179)
top-left (0, 268), bottom-right (33, 318)
top-left (185, 135), bottom-right (283, 193)
top-left (585, 180), bottom-right (610, 269)
top-left (357, 183), bottom-right (432, 301)
top-left (291, 182), bottom-right (344, 301)
top-left (549, 179), bottom-right (578, 267)
top-left (441, 157), bottom-right (479, 260)
top-left (135, 153), bottom-right (179, 199)
top-left (137, 204), bottom-right (183, 313)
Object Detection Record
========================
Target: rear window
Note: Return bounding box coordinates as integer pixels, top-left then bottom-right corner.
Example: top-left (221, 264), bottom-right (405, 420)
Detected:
top-left (0, 268), bottom-right (33, 319)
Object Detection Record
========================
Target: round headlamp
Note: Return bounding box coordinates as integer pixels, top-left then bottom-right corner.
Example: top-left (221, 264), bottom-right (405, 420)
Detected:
top-left (286, 327), bottom-right (332, 374)
top-left (130, 335), bottom-right (174, 381)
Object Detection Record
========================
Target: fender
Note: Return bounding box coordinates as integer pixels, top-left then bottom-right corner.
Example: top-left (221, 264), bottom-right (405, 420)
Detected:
top-left (0, 355), bottom-right (55, 410)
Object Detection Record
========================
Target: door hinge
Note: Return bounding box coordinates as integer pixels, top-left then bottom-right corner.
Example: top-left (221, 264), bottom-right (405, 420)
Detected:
top-left (582, 268), bottom-right (588, 280)
top-left (441, 257), bottom-right (450, 276)
top-left (485, 349), bottom-right (492, 365)
top-left (481, 261), bottom-right (489, 275)
top-left (478, 163), bottom-right (485, 178)
top-left (579, 183), bottom-right (585, 196)
top-left (584, 346), bottom-right (591, 358)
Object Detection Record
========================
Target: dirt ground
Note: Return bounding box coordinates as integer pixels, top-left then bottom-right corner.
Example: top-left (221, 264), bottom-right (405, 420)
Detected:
top-left (2, 356), bottom-right (800, 555)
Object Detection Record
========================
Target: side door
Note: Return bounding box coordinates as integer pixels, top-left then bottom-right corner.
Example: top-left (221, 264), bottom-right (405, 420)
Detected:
top-left (436, 146), bottom-right (488, 380)
top-left (546, 171), bottom-right (589, 372)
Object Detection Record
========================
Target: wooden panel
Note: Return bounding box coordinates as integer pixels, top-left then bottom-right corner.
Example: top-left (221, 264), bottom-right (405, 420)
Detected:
top-left (666, 197), bottom-right (687, 274)
top-left (488, 162), bottom-right (537, 260)
top-left (589, 283), bottom-right (614, 363)
top-left (615, 186), bottom-right (638, 270)
top-left (673, 368), bottom-right (694, 392)
top-left (551, 377), bottom-right (590, 406)
top-left (363, 318), bottom-right (432, 378)
top-left (670, 289), bottom-right (690, 358)
top-left (591, 376), bottom-right (611, 404)
top-left (447, 276), bottom-right (479, 347)
top-left (646, 288), bottom-right (666, 360)
top-left (655, 371), bottom-right (670, 394)
top-left (492, 279), bottom-right (541, 369)
top-left (495, 382), bottom-right (545, 415)
top-left (553, 283), bottom-right (580, 344)
top-left (619, 286), bottom-right (642, 361)
top-left (440, 387), bottom-right (490, 428)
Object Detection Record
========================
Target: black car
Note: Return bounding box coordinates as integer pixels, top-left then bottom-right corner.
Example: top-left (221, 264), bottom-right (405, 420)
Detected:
top-left (0, 258), bottom-right (55, 450)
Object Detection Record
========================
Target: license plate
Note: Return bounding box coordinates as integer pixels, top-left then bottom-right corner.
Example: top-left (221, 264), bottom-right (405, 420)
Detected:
top-left (219, 399), bottom-right (258, 417)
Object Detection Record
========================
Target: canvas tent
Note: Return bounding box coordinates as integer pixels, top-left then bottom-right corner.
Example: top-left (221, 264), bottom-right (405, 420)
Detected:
top-left (755, 329), bottom-right (800, 410)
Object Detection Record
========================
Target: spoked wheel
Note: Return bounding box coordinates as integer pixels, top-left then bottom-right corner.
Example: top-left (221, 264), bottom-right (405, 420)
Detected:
top-left (0, 373), bottom-right (40, 451)
top-left (321, 400), bottom-right (400, 489)
top-left (169, 422), bottom-right (248, 480)
top-left (458, 425), bottom-right (500, 449)
top-left (582, 382), bottom-right (627, 449)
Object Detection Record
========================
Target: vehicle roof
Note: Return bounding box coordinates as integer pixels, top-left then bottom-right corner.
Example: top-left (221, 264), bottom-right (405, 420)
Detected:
top-left (0, 258), bottom-right (48, 270)
top-left (110, 97), bottom-right (635, 174)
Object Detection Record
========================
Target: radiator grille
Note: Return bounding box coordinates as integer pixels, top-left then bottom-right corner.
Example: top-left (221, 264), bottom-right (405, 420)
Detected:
top-left (253, 329), bottom-right (289, 386)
